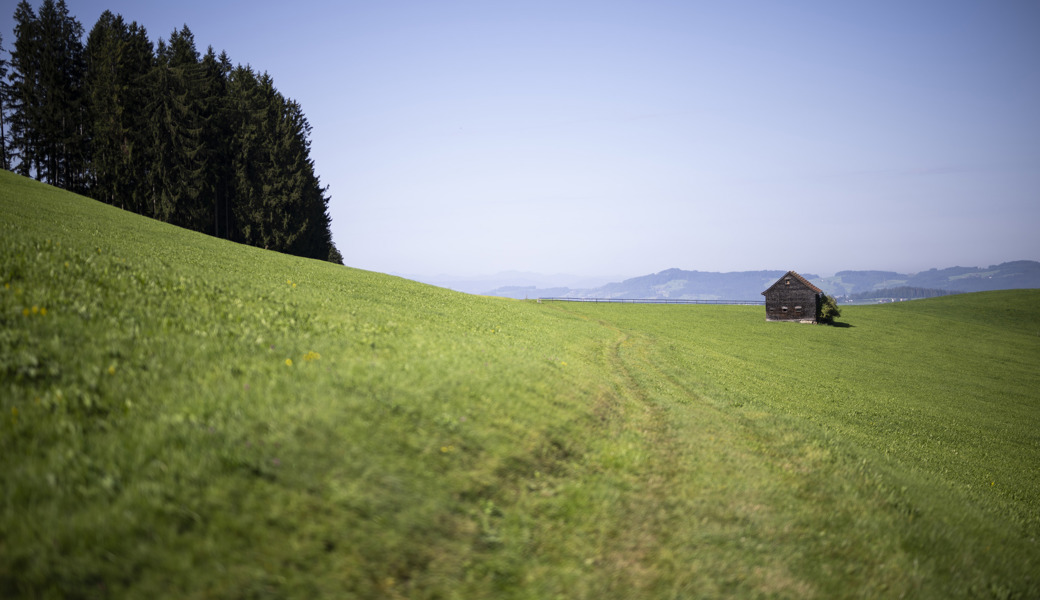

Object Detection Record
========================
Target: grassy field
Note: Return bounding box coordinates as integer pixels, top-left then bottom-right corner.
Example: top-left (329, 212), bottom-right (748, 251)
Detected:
top-left (2, 169), bottom-right (1038, 598)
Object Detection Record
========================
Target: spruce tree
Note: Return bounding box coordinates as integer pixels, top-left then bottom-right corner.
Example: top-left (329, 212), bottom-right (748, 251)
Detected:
top-left (279, 98), bottom-right (339, 262)
top-left (198, 46), bottom-right (231, 238)
top-left (226, 65), bottom-right (276, 249)
top-left (7, 1), bottom-right (43, 178)
top-left (147, 26), bottom-right (206, 225)
top-left (35, 0), bottom-right (86, 191)
top-left (0, 32), bottom-right (8, 171)
top-left (226, 66), bottom-right (339, 261)
top-left (119, 22), bottom-right (155, 214)
top-left (210, 50), bottom-right (235, 238)
top-left (84, 13), bottom-right (155, 212)
top-left (6, 0), bottom-right (87, 188)
top-left (84, 11), bottom-right (124, 205)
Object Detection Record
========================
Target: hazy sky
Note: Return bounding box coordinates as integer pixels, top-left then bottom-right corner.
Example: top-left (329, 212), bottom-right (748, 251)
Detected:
top-left (4, 1), bottom-right (1039, 278)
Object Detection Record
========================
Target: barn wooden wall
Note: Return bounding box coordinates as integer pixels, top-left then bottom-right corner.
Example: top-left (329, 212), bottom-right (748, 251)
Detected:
top-left (764, 285), bottom-right (819, 321)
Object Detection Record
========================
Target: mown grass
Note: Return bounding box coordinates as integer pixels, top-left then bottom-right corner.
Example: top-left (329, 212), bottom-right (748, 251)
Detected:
top-left (560, 295), bottom-right (1040, 597)
top-left (2, 169), bottom-right (1038, 598)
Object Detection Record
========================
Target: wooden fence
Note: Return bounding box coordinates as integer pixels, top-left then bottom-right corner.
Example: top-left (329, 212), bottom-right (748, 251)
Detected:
top-left (536, 297), bottom-right (765, 305)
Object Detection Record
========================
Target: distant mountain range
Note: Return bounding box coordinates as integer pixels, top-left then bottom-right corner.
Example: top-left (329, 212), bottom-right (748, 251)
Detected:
top-left (480, 261), bottom-right (1040, 301)
top-left (400, 271), bottom-right (623, 296)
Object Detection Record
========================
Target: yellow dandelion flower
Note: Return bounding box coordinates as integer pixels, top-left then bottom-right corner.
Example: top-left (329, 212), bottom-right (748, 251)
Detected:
top-left (40, 307), bottom-right (47, 317)
top-left (303, 351), bottom-right (321, 361)
top-left (32, 306), bottom-right (39, 314)
top-left (285, 358), bottom-right (293, 367)
top-left (108, 364), bottom-right (116, 375)
top-left (22, 308), bottom-right (30, 317)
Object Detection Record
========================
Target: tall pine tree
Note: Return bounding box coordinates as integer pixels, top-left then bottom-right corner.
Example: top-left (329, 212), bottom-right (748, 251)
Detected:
top-left (0, 31), bottom-right (9, 171)
top-left (85, 11), bottom-right (123, 204)
top-left (7, 1), bottom-right (43, 178)
top-left (226, 66), bottom-right (339, 261)
top-left (83, 11), bottom-right (153, 211)
top-left (197, 46), bottom-right (231, 238)
top-left (7, 0), bottom-right (86, 188)
top-left (36, 0), bottom-right (86, 190)
top-left (226, 65), bottom-right (278, 249)
top-left (117, 21), bottom-right (155, 213)
top-left (147, 26), bottom-right (206, 225)
top-left (278, 98), bottom-right (339, 262)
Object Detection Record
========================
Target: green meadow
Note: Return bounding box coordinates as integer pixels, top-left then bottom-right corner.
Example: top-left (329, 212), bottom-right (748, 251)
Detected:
top-left (2, 169), bottom-right (1038, 599)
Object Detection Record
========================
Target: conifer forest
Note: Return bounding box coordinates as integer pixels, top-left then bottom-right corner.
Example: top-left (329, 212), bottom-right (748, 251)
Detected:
top-left (0, 0), bottom-right (342, 264)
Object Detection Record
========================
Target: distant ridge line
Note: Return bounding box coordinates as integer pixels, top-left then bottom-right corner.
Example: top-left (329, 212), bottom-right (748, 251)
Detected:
top-left (537, 297), bottom-right (765, 305)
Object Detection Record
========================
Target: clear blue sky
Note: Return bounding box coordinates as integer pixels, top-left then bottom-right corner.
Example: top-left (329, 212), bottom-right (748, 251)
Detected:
top-left (5, 1), bottom-right (1039, 278)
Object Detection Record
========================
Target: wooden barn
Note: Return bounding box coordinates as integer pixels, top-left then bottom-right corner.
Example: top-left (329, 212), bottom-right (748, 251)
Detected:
top-left (762, 271), bottom-right (823, 322)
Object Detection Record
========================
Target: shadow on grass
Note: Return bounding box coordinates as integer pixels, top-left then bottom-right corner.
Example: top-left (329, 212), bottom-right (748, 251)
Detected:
top-left (824, 320), bottom-right (853, 328)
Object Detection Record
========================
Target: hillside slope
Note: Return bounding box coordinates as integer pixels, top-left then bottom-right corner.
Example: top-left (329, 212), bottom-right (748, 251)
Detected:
top-left (2, 171), bottom-right (1039, 598)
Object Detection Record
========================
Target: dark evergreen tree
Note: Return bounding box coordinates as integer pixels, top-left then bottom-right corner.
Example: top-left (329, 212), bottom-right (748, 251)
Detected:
top-left (118, 21), bottom-right (155, 213)
top-left (212, 50), bottom-right (235, 239)
top-left (7, 0), bottom-right (87, 187)
top-left (84, 13), bottom-right (154, 211)
top-left (36, 0), bottom-right (86, 190)
top-left (147, 26), bottom-right (206, 225)
top-left (226, 65), bottom-right (279, 248)
top-left (85, 11), bottom-right (122, 204)
top-left (144, 37), bottom-right (172, 219)
top-left (0, 32), bottom-right (9, 170)
top-left (226, 65), bottom-right (339, 262)
top-left (278, 98), bottom-right (340, 262)
top-left (7, 1), bottom-right (43, 178)
top-left (198, 46), bottom-right (232, 238)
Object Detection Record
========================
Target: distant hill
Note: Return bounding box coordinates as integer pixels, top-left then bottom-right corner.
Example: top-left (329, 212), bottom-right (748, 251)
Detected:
top-left (485, 261), bottom-right (1040, 300)
top-left (405, 272), bottom-right (622, 295)
top-left (486, 269), bottom-right (809, 300)
top-left (820, 261), bottom-right (1040, 296)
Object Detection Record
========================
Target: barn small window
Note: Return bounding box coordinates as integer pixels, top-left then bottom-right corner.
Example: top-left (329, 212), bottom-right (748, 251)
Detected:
top-left (785, 278), bottom-right (791, 285)
top-left (781, 306), bottom-right (788, 312)
top-left (795, 305), bottom-right (802, 311)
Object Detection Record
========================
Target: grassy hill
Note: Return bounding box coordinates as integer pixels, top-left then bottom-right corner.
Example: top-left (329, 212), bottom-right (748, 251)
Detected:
top-left (2, 169), bottom-right (1038, 598)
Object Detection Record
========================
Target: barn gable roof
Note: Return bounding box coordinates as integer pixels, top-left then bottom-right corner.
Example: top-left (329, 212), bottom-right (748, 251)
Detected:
top-left (761, 271), bottom-right (823, 295)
